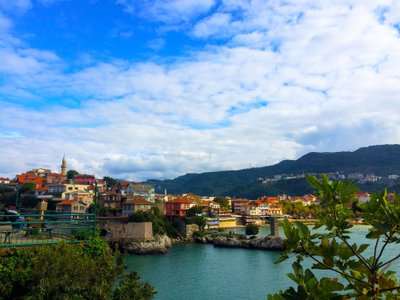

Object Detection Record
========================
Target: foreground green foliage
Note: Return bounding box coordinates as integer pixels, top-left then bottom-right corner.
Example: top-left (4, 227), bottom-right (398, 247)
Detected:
top-left (0, 237), bottom-right (156, 300)
top-left (269, 174), bottom-right (400, 300)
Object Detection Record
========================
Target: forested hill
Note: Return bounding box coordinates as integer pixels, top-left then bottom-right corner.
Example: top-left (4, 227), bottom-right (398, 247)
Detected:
top-left (145, 144), bottom-right (400, 197)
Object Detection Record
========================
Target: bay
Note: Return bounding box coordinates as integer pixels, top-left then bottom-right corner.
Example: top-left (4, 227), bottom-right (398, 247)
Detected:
top-left (125, 225), bottom-right (400, 300)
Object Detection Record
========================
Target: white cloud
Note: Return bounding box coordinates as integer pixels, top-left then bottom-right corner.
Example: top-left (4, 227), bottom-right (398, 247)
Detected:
top-left (0, 12), bottom-right (11, 31)
top-left (0, 0), bottom-right (32, 14)
top-left (1, 0), bottom-right (400, 182)
top-left (192, 13), bottom-right (232, 38)
top-left (117, 0), bottom-right (216, 23)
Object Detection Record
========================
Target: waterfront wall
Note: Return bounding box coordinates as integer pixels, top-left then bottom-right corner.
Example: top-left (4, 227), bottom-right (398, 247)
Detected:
top-left (182, 224), bottom-right (199, 239)
top-left (100, 222), bottom-right (153, 242)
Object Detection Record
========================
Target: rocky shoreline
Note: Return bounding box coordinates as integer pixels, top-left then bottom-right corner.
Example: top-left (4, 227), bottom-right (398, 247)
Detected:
top-left (117, 234), bottom-right (173, 255)
top-left (195, 235), bottom-right (285, 251)
top-left (114, 234), bottom-right (285, 254)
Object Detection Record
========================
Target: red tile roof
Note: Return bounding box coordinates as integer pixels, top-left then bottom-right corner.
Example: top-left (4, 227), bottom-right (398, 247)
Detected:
top-left (231, 199), bottom-right (250, 203)
top-left (56, 200), bottom-right (78, 206)
top-left (167, 197), bottom-right (194, 204)
top-left (124, 198), bottom-right (154, 205)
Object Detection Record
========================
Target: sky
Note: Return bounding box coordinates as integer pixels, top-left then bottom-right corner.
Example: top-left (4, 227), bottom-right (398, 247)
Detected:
top-left (0, 0), bottom-right (400, 181)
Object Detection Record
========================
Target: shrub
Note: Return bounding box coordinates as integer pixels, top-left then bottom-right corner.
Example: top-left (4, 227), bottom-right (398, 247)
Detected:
top-left (0, 237), bottom-right (156, 299)
top-left (245, 223), bottom-right (259, 236)
top-left (193, 230), bottom-right (208, 238)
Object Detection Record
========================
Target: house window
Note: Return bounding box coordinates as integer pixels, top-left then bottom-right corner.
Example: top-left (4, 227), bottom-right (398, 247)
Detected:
top-left (68, 187), bottom-right (73, 190)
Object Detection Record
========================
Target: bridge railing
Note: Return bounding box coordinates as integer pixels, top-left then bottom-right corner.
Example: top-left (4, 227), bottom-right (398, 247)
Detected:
top-left (0, 211), bottom-right (96, 247)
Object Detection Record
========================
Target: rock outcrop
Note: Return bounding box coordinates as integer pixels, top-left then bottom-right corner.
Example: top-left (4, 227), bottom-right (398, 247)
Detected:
top-left (123, 234), bottom-right (172, 255)
top-left (203, 235), bottom-right (285, 251)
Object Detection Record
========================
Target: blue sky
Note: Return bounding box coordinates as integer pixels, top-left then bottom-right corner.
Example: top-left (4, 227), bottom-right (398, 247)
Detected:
top-left (1, 0), bottom-right (400, 181)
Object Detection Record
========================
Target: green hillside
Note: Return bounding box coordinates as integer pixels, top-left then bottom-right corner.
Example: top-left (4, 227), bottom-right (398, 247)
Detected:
top-left (146, 144), bottom-right (400, 197)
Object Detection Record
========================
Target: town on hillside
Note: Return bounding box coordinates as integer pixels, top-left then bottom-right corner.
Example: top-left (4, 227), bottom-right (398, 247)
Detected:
top-left (258, 171), bottom-right (400, 184)
top-left (1, 156), bottom-right (390, 231)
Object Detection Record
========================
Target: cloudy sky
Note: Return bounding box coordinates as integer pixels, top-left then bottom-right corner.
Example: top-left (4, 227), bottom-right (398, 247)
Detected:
top-left (0, 0), bottom-right (399, 181)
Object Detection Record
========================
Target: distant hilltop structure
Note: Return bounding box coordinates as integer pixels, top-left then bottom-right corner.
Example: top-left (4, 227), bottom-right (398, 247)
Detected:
top-left (61, 155), bottom-right (67, 177)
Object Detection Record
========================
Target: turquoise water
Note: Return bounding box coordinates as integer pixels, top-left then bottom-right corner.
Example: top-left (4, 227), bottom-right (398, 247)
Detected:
top-left (126, 226), bottom-right (400, 300)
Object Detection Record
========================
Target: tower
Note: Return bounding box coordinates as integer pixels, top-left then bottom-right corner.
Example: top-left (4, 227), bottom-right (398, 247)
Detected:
top-left (61, 155), bottom-right (66, 177)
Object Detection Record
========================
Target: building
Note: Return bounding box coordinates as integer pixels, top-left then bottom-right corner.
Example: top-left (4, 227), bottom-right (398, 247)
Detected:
top-left (0, 177), bottom-right (10, 184)
top-left (268, 203), bottom-right (283, 216)
top-left (64, 190), bottom-right (94, 207)
top-left (244, 203), bottom-right (261, 216)
top-left (127, 183), bottom-right (155, 202)
top-left (355, 192), bottom-right (371, 203)
top-left (164, 197), bottom-right (195, 219)
top-left (73, 174), bottom-right (96, 185)
top-left (254, 200), bottom-right (269, 215)
top-left (30, 168), bottom-right (52, 178)
top-left (198, 201), bottom-right (221, 212)
top-left (231, 199), bottom-right (250, 215)
top-left (56, 200), bottom-right (87, 217)
top-left (44, 173), bottom-right (65, 184)
top-left (122, 197), bottom-right (155, 216)
top-left (47, 183), bottom-right (92, 202)
top-left (99, 191), bottom-right (122, 209)
top-left (118, 182), bottom-right (130, 195)
top-left (206, 216), bottom-right (237, 229)
top-left (16, 173), bottom-right (43, 188)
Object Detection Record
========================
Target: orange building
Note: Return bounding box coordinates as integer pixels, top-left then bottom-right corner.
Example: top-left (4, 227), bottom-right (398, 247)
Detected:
top-left (16, 173), bottom-right (43, 189)
top-left (164, 197), bottom-right (195, 218)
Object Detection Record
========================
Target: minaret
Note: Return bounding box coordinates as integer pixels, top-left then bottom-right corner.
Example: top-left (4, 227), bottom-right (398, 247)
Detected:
top-left (61, 155), bottom-right (67, 176)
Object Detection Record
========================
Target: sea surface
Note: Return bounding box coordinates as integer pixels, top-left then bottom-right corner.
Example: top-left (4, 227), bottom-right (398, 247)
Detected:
top-left (125, 225), bottom-right (400, 300)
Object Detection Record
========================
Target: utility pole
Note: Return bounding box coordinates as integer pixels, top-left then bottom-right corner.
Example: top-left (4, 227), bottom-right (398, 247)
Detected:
top-left (93, 180), bottom-right (98, 237)
top-left (15, 187), bottom-right (20, 209)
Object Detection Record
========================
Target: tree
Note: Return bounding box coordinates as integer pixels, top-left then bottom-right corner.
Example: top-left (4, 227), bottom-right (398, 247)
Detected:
top-left (214, 196), bottom-right (230, 209)
top-left (245, 223), bottom-right (259, 236)
top-left (281, 201), bottom-right (309, 219)
top-left (67, 169), bottom-right (79, 180)
top-left (192, 216), bottom-right (207, 231)
top-left (0, 188), bottom-right (17, 206)
top-left (128, 208), bottom-right (178, 237)
top-left (19, 182), bottom-right (36, 194)
top-left (104, 176), bottom-right (118, 188)
top-left (20, 195), bottom-right (39, 208)
top-left (269, 174), bottom-right (400, 300)
top-left (186, 205), bottom-right (203, 217)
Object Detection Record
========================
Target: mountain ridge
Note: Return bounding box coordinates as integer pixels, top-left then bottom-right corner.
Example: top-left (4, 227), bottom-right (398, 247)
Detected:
top-left (145, 144), bottom-right (400, 197)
